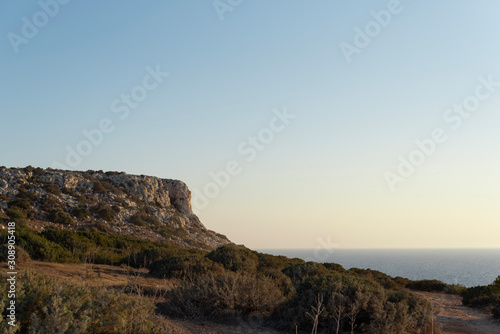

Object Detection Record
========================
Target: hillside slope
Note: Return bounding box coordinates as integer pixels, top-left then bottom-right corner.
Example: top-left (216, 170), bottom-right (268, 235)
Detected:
top-left (0, 166), bottom-right (229, 250)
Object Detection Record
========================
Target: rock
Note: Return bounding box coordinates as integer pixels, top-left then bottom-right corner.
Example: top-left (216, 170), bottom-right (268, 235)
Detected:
top-left (0, 167), bottom-right (231, 250)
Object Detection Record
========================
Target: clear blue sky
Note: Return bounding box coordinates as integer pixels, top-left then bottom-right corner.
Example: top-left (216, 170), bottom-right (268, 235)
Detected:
top-left (2, 1), bottom-right (500, 249)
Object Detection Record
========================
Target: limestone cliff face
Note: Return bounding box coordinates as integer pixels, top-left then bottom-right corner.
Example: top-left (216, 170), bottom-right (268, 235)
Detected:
top-left (0, 167), bottom-right (230, 250)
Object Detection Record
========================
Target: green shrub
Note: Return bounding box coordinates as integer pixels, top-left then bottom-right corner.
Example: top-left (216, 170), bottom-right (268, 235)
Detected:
top-left (165, 270), bottom-right (284, 318)
top-left (279, 274), bottom-right (438, 334)
top-left (323, 262), bottom-right (347, 273)
top-left (149, 255), bottom-right (223, 279)
top-left (9, 229), bottom-right (76, 263)
top-left (462, 284), bottom-right (500, 307)
top-left (123, 247), bottom-right (191, 268)
top-left (493, 298), bottom-right (500, 319)
top-left (49, 209), bottom-right (75, 226)
top-left (41, 195), bottom-right (62, 212)
top-left (0, 271), bottom-right (185, 333)
top-left (206, 244), bottom-right (258, 272)
top-left (282, 262), bottom-right (331, 285)
top-left (130, 211), bottom-right (160, 227)
top-left (44, 183), bottom-right (61, 196)
top-left (16, 189), bottom-right (40, 203)
top-left (6, 206), bottom-right (27, 220)
top-left (9, 198), bottom-right (31, 210)
top-left (406, 279), bottom-right (447, 292)
top-left (92, 204), bottom-right (116, 222)
top-left (72, 207), bottom-right (90, 219)
top-left (0, 194), bottom-right (11, 203)
top-left (93, 181), bottom-right (107, 194)
top-left (256, 252), bottom-right (304, 272)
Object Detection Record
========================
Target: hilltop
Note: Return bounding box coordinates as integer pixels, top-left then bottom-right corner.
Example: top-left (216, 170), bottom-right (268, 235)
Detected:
top-left (0, 166), bottom-right (229, 250)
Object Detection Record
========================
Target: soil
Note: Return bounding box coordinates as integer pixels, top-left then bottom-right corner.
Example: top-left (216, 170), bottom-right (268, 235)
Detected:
top-left (414, 291), bottom-right (500, 334)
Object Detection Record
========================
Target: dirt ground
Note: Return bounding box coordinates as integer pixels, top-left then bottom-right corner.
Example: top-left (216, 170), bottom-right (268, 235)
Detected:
top-left (414, 291), bottom-right (500, 334)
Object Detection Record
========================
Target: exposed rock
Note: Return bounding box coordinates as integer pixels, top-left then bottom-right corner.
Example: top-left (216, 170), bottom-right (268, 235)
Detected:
top-left (0, 166), bottom-right (230, 250)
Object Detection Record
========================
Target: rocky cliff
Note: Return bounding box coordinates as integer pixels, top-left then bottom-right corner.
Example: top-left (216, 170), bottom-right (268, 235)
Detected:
top-left (0, 166), bottom-right (230, 250)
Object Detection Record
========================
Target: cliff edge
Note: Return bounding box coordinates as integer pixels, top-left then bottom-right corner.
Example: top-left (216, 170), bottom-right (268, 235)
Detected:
top-left (0, 166), bottom-right (230, 250)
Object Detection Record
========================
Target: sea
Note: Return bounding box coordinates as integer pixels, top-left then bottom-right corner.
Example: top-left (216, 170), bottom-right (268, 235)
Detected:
top-left (258, 249), bottom-right (500, 288)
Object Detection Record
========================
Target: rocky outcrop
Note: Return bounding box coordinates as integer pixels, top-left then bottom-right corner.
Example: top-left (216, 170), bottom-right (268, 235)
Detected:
top-left (0, 166), bottom-right (230, 250)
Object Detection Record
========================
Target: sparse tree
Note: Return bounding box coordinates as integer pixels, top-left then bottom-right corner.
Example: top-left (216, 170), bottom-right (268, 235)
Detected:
top-left (346, 291), bottom-right (367, 334)
top-left (331, 291), bottom-right (345, 334)
top-left (306, 294), bottom-right (325, 334)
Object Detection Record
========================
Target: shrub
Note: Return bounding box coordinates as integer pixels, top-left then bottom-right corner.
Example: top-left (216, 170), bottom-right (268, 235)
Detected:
top-left (130, 211), bottom-right (160, 227)
top-left (323, 262), bottom-right (347, 273)
top-left (16, 189), bottom-right (40, 203)
top-left (49, 209), bottom-right (75, 226)
top-left (206, 244), bottom-right (258, 272)
top-left (493, 298), bottom-right (500, 319)
top-left (92, 221), bottom-right (111, 233)
top-left (149, 255), bottom-right (223, 279)
top-left (282, 262), bottom-right (331, 285)
top-left (93, 181), bottom-right (107, 194)
top-left (462, 284), bottom-right (500, 307)
top-left (72, 207), bottom-right (90, 219)
top-left (44, 183), bottom-right (61, 196)
top-left (406, 279), bottom-right (447, 293)
top-left (92, 204), bottom-right (116, 222)
top-left (165, 270), bottom-right (284, 318)
top-left (41, 195), bottom-right (62, 212)
top-left (5, 206), bottom-right (27, 220)
top-left (279, 274), bottom-right (439, 334)
top-left (0, 271), bottom-right (186, 334)
top-left (0, 193), bottom-right (11, 203)
top-left (123, 247), bottom-right (190, 268)
top-left (256, 252), bottom-right (304, 272)
top-left (9, 198), bottom-right (31, 210)
top-left (8, 229), bottom-right (76, 263)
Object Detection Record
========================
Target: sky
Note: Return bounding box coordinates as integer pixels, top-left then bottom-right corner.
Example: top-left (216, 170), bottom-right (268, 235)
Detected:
top-left (2, 0), bottom-right (500, 249)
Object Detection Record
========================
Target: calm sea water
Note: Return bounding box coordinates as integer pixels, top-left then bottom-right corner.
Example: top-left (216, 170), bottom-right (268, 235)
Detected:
top-left (258, 249), bottom-right (500, 288)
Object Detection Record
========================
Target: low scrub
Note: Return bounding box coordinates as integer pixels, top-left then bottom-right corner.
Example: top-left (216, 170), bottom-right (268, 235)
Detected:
top-left (406, 279), bottom-right (466, 295)
top-left (149, 255), bottom-right (223, 279)
top-left (164, 271), bottom-right (284, 318)
top-left (0, 271), bottom-right (185, 334)
top-left (461, 276), bottom-right (500, 315)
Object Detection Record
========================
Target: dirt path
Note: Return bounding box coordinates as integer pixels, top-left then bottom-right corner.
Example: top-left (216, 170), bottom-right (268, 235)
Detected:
top-left (414, 291), bottom-right (500, 334)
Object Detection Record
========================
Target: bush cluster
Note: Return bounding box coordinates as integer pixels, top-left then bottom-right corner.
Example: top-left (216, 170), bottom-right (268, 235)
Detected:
top-left (49, 209), bottom-right (75, 226)
top-left (148, 245), bottom-right (440, 333)
top-left (0, 271), bottom-right (185, 334)
top-left (406, 279), bottom-right (466, 295)
top-left (461, 276), bottom-right (500, 318)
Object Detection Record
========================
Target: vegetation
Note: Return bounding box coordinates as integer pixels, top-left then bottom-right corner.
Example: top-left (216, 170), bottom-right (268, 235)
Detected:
top-left (0, 271), bottom-right (184, 334)
top-left (0, 226), bottom-right (198, 266)
top-left (406, 279), bottom-right (466, 295)
top-left (148, 247), bottom-right (440, 333)
top-left (1, 224), bottom-right (443, 332)
top-left (461, 276), bottom-right (500, 318)
top-left (91, 203), bottom-right (117, 222)
top-left (48, 209), bottom-right (75, 226)
top-left (129, 210), bottom-right (161, 227)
